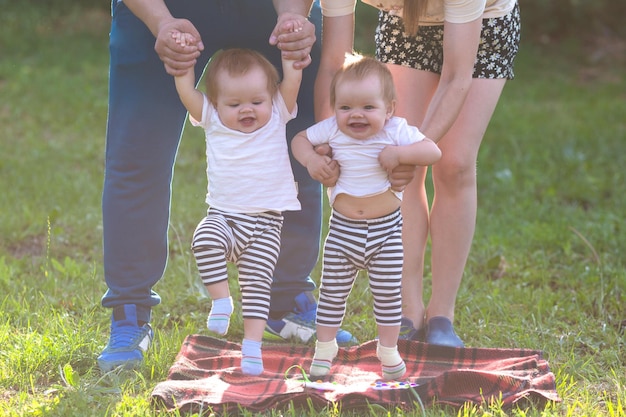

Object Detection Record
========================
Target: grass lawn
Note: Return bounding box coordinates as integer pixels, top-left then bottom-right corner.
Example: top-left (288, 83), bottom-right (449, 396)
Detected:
top-left (1, 3), bottom-right (625, 417)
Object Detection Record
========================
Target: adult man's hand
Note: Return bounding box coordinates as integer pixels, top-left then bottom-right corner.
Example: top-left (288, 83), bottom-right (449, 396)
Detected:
top-left (270, 12), bottom-right (315, 69)
top-left (155, 18), bottom-right (204, 76)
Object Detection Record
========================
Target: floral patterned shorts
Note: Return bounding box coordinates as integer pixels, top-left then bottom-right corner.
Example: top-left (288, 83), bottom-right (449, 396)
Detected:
top-left (375, 2), bottom-right (521, 79)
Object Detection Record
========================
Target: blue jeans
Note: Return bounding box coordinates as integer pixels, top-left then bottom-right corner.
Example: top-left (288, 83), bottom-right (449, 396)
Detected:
top-left (102, 0), bottom-right (321, 323)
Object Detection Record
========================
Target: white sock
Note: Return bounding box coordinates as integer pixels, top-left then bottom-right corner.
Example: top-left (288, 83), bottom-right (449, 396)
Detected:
top-left (310, 339), bottom-right (339, 377)
top-left (241, 339), bottom-right (263, 376)
top-left (377, 343), bottom-right (406, 381)
top-left (207, 296), bottom-right (233, 335)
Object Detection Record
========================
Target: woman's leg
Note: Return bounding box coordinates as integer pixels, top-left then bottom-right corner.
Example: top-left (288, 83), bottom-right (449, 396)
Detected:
top-left (427, 77), bottom-right (507, 323)
top-left (399, 166), bottom-right (429, 329)
top-left (387, 64), bottom-right (438, 331)
top-left (390, 63), bottom-right (508, 340)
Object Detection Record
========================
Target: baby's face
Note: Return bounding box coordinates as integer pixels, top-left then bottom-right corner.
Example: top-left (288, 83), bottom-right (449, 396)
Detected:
top-left (215, 66), bottom-right (272, 133)
top-left (333, 74), bottom-right (392, 140)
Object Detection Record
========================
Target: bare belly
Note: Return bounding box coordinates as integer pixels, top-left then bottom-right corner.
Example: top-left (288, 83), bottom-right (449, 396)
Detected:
top-left (333, 190), bottom-right (401, 219)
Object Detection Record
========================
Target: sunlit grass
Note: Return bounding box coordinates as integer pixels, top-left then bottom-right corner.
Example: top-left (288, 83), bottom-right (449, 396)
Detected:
top-left (1, 3), bottom-right (625, 416)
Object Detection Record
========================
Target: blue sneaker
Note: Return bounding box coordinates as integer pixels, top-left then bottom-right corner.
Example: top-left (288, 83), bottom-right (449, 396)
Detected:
top-left (264, 292), bottom-right (358, 346)
top-left (97, 305), bottom-right (153, 372)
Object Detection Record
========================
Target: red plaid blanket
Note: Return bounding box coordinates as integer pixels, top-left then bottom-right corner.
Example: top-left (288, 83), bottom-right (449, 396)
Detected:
top-left (151, 335), bottom-right (560, 414)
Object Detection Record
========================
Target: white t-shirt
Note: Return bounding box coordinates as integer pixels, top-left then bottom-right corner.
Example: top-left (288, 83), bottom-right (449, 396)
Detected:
top-left (306, 116), bottom-right (425, 205)
top-left (190, 93), bottom-right (301, 213)
top-left (321, 0), bottom-right (516, 23)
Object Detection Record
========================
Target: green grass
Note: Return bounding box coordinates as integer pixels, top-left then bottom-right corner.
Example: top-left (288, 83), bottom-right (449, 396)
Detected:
top-left (1, 3), bottom-right (625, 416)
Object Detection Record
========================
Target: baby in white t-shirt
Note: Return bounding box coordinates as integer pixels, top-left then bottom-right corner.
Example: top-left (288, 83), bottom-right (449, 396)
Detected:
top-left (292, 54), bottom-right (441, 381)
top-left (172, 26), bottom-right (303, 376)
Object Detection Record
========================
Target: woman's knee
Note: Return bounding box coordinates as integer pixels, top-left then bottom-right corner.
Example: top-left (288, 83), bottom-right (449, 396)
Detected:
top-left (433, 154), bottom-right (477, 190)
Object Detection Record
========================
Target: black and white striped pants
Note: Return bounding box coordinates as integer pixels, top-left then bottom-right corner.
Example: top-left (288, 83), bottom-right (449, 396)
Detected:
top-left (316, 209), bottom-right (403, 327)
top-left (192, 208), bottom-right (283, 320)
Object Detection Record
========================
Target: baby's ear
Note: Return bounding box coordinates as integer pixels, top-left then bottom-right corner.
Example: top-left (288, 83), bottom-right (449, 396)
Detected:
top-left (386, 99), bottom-right (397, 119)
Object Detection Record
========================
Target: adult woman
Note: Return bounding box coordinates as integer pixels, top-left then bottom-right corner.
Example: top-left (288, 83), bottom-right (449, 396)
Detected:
top-left (316, 0), bottom-right (520, 347)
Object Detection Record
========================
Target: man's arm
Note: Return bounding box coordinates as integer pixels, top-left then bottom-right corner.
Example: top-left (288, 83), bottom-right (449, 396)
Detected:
top-left (272, 0), bottom-right (313, 17)
top-left (123, 0), bottom-right (203, 76)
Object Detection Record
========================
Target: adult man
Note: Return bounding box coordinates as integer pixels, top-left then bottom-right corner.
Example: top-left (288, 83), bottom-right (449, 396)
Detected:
top-left (97, 0), bottom-right (355, 372)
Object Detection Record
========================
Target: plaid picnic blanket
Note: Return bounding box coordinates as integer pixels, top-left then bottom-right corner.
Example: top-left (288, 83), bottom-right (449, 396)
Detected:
top-left (151, 335), bottom-right (560, 414)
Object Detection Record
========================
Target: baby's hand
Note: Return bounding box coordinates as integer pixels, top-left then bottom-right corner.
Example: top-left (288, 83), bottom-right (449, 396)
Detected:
top-left (378, 146), bottom-right (401, 173)
top-left (388, 164), bottom-right (416, 192)
top-left (171, 30), bottom-right (197, 48)
top-left (282, 19), bottom-right (304, 34)
top-left (306, 154), bottom-right (337, 185)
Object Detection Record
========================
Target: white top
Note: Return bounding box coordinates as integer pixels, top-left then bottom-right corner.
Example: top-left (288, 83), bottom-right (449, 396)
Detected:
top-left (190, 93), bottom-right (301, 213)
top-left (305, 116), bottom-right (425, 205)
top-left (321, 0), bottom-right (516, 23)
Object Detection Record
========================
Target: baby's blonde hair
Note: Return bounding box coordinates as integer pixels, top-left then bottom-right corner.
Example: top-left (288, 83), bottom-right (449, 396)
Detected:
top-left (329, 54), bottom-right (397, 109)
top-left (204, 48), bottom-right (279, 106)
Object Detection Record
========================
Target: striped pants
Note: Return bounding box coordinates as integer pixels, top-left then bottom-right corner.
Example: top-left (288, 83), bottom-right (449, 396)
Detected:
top-left (192, 208), bottom-right (283, 320)
top-left (316, 209), bottom-right (403, 328)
